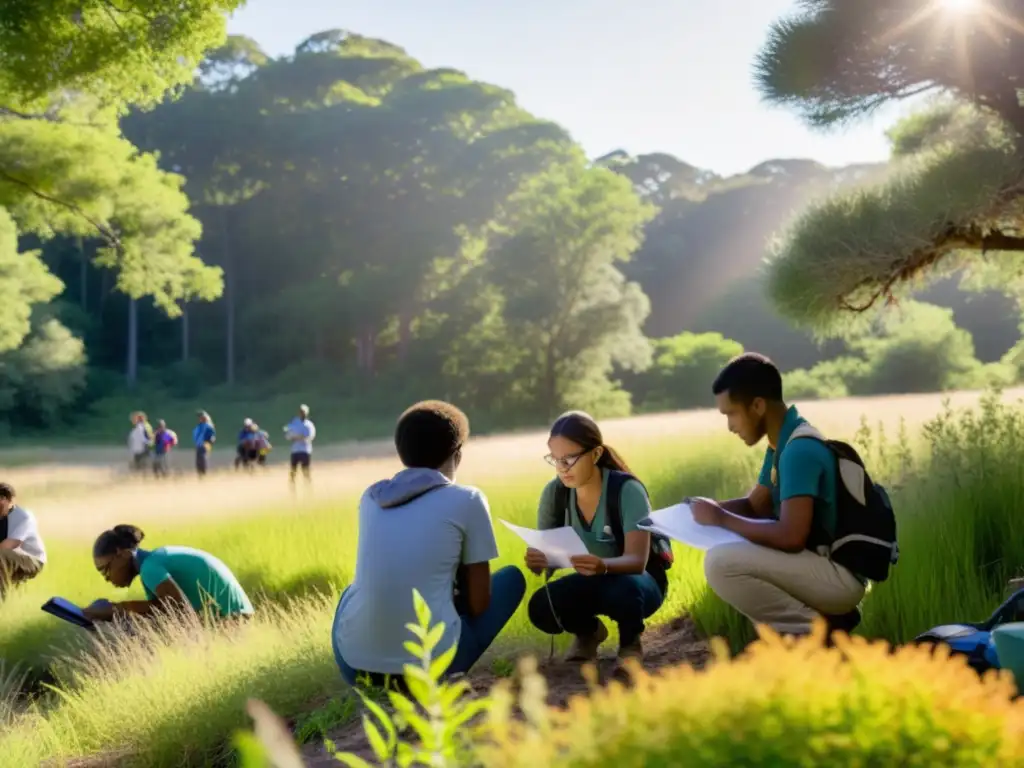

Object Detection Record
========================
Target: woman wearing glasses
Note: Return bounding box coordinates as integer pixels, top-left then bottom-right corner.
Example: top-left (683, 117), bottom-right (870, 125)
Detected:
top-left (525, 411), bottom-right (666, 670)
top-left (82, 524), bottom-right (254, 624)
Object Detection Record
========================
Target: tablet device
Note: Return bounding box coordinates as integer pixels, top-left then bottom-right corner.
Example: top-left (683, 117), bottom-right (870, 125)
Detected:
top-left (41, 597), bottom-right (97, 631)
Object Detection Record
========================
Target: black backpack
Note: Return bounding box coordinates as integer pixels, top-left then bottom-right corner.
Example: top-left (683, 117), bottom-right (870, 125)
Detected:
top-left (553, 470), bottom-right (674, 593)
top-left (778, 423), bottom-right (899, 582)
top-left (0, 513), bottom-right (7, 541)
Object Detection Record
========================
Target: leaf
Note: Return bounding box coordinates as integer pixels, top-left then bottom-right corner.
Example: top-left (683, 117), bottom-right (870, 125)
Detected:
top-left (428, 642), bottom-right (457, 681)
top-left (332, 754), bottom-right (376, 768)
top-left (361, 714), bottom-right (391, 762)
top-left (244, 699), bottom-right (306, 768)
top-left (423, 621), bottom-right (446, 653)
top-left (360, 694), bottom-right (398, 753)
top-left (403, 640), bottom-right (424, 659)
top-left (412, 589), bottom-right (431, 629)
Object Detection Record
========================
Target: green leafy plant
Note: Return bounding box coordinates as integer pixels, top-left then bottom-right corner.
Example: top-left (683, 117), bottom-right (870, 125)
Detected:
top-left (237, 589), bottom-right (490, 768)
top-left (330, 589), bottom-right (489, 767)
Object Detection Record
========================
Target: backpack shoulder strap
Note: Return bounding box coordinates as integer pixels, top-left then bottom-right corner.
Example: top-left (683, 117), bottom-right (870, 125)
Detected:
top-left (552, 480), bottom-right (571, 527)
top-left (0, 512), bottom-right (7, 541)
top-left (606, 470), bottom-right (645, 554)
top-left (788, 423), bottom-right (826, 444)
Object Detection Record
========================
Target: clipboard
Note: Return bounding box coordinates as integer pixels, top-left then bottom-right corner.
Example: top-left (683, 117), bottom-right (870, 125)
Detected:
top-left (41, 597), bottom-right (97, 631)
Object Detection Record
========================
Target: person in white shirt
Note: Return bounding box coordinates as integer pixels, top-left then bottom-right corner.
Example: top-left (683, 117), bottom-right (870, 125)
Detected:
top-left (127, 411), bottom-right (152, 473)
top-left (284, 404), bottom-right (317, 487)
top-left (0, 483), bottom-right (46, 599)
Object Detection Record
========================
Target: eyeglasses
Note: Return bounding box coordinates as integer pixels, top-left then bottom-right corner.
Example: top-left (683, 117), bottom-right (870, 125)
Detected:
top-left (544, 451), bottom-right (586, 471)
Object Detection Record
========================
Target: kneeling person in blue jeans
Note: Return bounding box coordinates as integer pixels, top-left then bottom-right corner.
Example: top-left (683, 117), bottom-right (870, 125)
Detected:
top-left (332, 400), bottom-right (526, 688)
top-left (525, 411), bottom-right (665, 671)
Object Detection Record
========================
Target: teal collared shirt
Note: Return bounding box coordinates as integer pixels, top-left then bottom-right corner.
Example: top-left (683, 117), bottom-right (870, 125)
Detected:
top-left (756, 406), bottom-right (839, 540)
top-left (136, 545), bottom-right (253, 617)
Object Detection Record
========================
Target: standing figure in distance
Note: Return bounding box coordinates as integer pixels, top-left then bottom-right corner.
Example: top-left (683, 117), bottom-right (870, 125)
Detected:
top-left (193, 410), bottom-right (216, 478)
top-left (127, 411), bottom-right (152, 475)
top-left (284, 404), bottom-right (316, 488)
top-left (152, 419), bottom-right (178, 478)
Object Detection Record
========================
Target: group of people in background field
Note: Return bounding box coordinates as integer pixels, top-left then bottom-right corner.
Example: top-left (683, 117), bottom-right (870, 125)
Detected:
top-left (123, 404), bottom-right (316, 484)
top-left (2, 352), bottom-right (879, 698)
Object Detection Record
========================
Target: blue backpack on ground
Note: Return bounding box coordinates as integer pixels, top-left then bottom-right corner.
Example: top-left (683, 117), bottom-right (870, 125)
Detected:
top-left (914, 587), bottom-right (1024, 676)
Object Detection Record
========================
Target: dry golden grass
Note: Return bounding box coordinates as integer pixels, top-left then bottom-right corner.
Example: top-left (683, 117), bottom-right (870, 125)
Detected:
top-left (5, 387), bottom-right (1020, 540)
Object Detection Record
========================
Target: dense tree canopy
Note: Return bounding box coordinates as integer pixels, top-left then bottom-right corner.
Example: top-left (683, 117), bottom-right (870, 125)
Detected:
top-left (756, 0), bottom-right (1024, 327)
top-left (5, 14), bottom-right (1024, 437)
top-left (0, 0), bottom-right (238, 361)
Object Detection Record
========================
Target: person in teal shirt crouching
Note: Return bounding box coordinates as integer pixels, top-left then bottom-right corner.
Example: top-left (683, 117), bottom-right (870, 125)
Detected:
top-left (83, 524), bottom-right (253, 624)
top-left (525, 411), bottom-right (666, 673)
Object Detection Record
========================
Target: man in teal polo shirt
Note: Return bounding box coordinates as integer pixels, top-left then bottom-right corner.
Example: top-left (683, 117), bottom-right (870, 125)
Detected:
top-left (689, 352), bottom-right (865, 637)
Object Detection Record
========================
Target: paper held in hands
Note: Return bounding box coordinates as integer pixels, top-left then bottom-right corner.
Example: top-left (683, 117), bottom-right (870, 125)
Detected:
top-left (499, 520), bottom-right (588, 568)
top-left (637, 503), bottom-right (745, 551)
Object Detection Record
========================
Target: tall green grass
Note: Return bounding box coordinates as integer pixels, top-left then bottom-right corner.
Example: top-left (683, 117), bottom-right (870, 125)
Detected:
top-left (4, 393), bottom-right (1024, 766)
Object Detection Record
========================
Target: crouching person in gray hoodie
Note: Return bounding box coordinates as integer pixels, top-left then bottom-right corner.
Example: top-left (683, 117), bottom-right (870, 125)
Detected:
top-left (331, 400), bottom-right (526, 690)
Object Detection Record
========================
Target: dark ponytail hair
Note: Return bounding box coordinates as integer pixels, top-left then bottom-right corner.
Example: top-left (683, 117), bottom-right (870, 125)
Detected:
top-left (549, 410), bottom-right (632, 474)
top-left (93, 524), bottom-right (145, 559)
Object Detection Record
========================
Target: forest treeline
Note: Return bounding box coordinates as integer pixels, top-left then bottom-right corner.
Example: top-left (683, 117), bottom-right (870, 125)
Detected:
top-left (4, 27), bottom-right (1023, 440)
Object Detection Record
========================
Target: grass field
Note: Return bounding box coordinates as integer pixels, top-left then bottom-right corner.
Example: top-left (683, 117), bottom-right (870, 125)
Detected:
top-left (2, 387), bottom-right (1024, 767)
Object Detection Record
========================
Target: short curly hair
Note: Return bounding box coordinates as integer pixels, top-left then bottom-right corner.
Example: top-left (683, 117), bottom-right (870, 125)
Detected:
top-left (394, 400), bottom-right (470, 470)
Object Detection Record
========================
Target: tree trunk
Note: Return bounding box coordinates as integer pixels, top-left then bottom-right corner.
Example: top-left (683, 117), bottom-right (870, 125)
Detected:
top-left (222, 207), bottom-right (235, 386)
top-left (543, 338), bottom-right (558, 418)
top-left (78, 237), bottom-right (87, 311)
top-left (126, 297), bottom-right (138, 388)
top-left (398, 310), bottom-right (412, 364)
top-left (356, 327), bottom-right (376, 375)
top-left (181, 304), bottom-right (189, 362)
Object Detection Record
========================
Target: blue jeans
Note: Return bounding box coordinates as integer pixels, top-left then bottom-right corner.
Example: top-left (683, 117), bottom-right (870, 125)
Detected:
top-left (527, 571), bottom-right (664, 645)
top-left (333, 565), bottom-right (526, 687)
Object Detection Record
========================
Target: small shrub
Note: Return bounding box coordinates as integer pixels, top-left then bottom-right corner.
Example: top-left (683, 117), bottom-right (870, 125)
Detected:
top-left (240, 589), bottom-right (487, 768)
top-left (629, 332), bottom-right (743, 411)
top-left (482, 623), bottom-right (1024, 767)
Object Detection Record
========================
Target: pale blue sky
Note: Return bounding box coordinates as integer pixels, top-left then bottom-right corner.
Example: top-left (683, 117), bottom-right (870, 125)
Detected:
top-left (228, 0), bottom-right (917, 176)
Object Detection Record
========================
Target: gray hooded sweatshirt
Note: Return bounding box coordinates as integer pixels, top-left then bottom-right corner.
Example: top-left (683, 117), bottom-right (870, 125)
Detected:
top-left (332, 468), bottom-right (498, 675)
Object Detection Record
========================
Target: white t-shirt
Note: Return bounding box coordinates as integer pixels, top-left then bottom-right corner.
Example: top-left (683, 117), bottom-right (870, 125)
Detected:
top-left (127, 422), bottom-right (149, 454)
top-left (5, 506), bottom-right (46, 563)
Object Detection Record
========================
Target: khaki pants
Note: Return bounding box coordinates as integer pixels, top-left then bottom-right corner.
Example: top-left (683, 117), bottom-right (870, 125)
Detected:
top-left (0, 548), bottom-right (43, 599)
top-left (704, 541), bottom-right (865, 635)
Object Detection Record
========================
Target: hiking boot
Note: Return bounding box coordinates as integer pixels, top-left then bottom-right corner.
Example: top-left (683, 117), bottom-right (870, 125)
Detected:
top-left (611, 637), bottom-right (644, 681)
top-left (565, 621), bottom-right (608, 662)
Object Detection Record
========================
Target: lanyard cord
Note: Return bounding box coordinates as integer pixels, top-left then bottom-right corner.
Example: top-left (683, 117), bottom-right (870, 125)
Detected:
top-left (543, 568), bottom-right (566, 661)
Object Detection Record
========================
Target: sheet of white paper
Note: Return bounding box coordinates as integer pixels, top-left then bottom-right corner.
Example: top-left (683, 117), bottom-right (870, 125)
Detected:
top-left (638, 503), bottom-right (746, 551)
top-left (498, 520), bottom-right (589, 569)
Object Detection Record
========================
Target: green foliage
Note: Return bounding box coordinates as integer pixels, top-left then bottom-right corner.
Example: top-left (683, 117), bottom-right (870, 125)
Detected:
top-left (754, 0), bottom-right (1011, 130)
top-left (630, 332), bottom-right (742, 411)
top-left (483, 627), bottom-right (1024, 767)
top-left (0, 208), bottom-right (61, 352)
top-left (756, 2), bottom-right (1024, 326)
top-left (766, 136), bottom-right (1022, 328)
top-left (784, 301), bottom-right (1008, 398)
top-left (848, 302), bottom-right (985, 394)
top-left (481, 160), bottom-right (656, 417)
top-left (325, 590), bottom-right (487, 767)
top-left (0, 0), bottom-right (243, 112)
top-left (783, 356), bottom-right (867, 400)
top-left (0, 315), bottom-right (88, 427)
top-left (860, 392), bottom-right (1024, 641)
